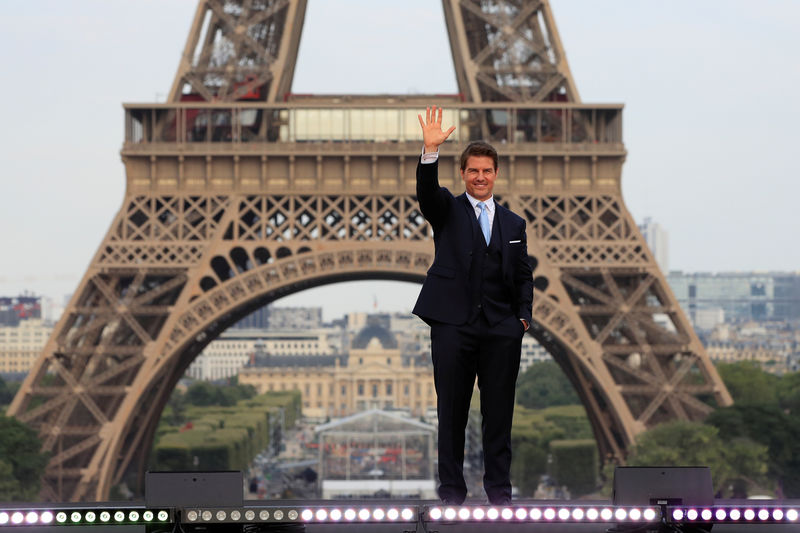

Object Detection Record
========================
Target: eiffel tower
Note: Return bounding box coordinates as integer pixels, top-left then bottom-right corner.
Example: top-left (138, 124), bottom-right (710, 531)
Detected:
top-left (9, 0), bottom-right (731, 502)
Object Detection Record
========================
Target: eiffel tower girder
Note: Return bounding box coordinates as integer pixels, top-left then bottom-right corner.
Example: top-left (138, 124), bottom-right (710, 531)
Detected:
top-left (9, 0), bottom-right (731, 502)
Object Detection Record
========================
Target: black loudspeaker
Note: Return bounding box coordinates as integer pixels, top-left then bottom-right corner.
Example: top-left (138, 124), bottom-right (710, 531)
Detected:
top-left (613, 466), bottom-right (714, 506)
top-left (145, 471), bottom-right (243, 508)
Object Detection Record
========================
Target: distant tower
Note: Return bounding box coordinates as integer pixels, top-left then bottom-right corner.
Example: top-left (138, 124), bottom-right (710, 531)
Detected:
top-left (638, 217), bottom-right (669, 273)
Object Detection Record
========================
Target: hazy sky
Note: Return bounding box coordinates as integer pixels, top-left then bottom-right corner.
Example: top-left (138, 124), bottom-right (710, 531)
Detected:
top-left (1, 0), bottom-right (798, 320)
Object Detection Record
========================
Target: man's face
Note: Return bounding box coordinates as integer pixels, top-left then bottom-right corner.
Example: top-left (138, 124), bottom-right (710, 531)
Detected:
top-left (460, 155), bottom-right (497, 202)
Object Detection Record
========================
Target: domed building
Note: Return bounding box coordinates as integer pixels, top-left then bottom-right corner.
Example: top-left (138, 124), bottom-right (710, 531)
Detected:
top-left (239, 319), bottom-right (435, 419)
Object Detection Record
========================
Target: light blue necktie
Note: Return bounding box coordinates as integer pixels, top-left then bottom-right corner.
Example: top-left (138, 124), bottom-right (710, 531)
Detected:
top-left (477, 201), bottom-right (491, 245)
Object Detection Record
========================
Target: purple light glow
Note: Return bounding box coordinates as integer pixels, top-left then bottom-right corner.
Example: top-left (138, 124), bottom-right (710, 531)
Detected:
top-left (758, 509), bottom-right (769, 521)
top-left (701, 509), bottom-right (712, 521)
top-left (686, 509), bottom-right (698, 521)
top-left (787, 509), bottom-right (798, 521)
top-left (773, 509), bottom-right (784, 521)
top-left (744, 509), bottom-right (755, 521)
top-left (672, 509), bottom-right (684, 521)
top-left (729, 509), bottom-right (741, 520)
top-left (715, 509), bottom-right (727, 521)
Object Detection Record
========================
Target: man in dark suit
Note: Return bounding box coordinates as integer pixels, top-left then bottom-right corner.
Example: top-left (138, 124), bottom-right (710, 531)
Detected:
top-left (413, 106), bottom-right (533, 505)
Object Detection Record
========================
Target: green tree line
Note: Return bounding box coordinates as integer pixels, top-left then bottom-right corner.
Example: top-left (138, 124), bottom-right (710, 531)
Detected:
top-left (513, 360), bottom-right (800, 498)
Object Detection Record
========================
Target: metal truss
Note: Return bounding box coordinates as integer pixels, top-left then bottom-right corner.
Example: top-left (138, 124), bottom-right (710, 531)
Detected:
top-left (8, 0), bottom-right (731, 501)
top-left (443, 0), bottom-right (580, 102)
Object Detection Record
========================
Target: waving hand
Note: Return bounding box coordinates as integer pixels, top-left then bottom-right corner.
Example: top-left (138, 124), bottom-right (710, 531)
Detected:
top-left (418, 105), bottom-right (456, 154)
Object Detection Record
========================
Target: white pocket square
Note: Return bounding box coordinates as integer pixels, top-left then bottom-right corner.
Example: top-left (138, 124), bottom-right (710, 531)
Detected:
top-left (509, 239), bottom-right (521, 244)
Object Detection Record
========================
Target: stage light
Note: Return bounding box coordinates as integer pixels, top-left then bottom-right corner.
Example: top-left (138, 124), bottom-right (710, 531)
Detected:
top-left (744, 509), bottom-right (755, 521)
top-left (601, 508), bottom-right (613, 521)
top-left (259, 510), bottom-right (269, 520)
top-left (787, 509), bottom-right (798, 521)
top-left (358, 508), bottom-right (370, 521)
top-left (701, 509), bottom-right (712, 521)
top-left (12, 512), bottom-right (24, 525)
top-left (429, 507), bottom-right (442, 520)
top-left (41, 511), bottom-right (54, 524)
top-left (758, 509), bottom-right (769, 521)
top-left (24, 511), bottom-right (38, 524)
top-left (401, 508), bottom-right (415, 521)
top-left (273, 510), bottom-right (284, 520)
top-left (231, 510), bottom-right (241, 521)
top-left (516, 508), bottom-right (528, 520)
top-left (287, 510), bottom-right (298, 520)
top-left (672, 509), bottom-right (684, 521)
top-left (686, 509), bottom-right (698, 521)
top-left (330, 509), bottom-right (343, 521)
top-left (629, 508), bottom-right (641, 521)
top-left (85, 511), bottom-right (96, 523)
top-left (143, 510), bottom-right (154, 521)
top-left (473, 508), bottom-right (485, 520)
top-left (558, 508), bottom-right (570, 520)
top-left (774, 510), bottom-right (784, 521)
top-left (245, 510), bottom-right (255, 521)
top-left (316, 509), bottom-right (327, 521)
top-left (530, 508), bottom-right (542, 520)
top-left (56, 512), bottom-right (67, 523)
top-left (387, 508), bottom-right (399, 521)
top-left (372, 508), bottom-right (385, 521)
top-left (501, 507), bottom-right (513, 520)
top-left (730, 509), bottom-right (741, 520)
top-left (643, 508), bottom-right (657, 521)
top-left (70, 511), bottom-right (81, 523)
top-left (458, 508), bottom-right (470, 520)
top-left (487, 507), bottom-right (499, 520)
top-left (100, 511), bottom-right (111, 522)
top-left (114, 510), bottom-right (125, 522)
top-left (544, 507), bottom-right (556, 520)
top-left (443, 507), bottom-right (456, 520)
top-left (587, 508), bottom-right (599, 520)
top-left (615, 508), bottom-right (627, 521)
top-left (572, 508), bottom-right (584, 520)
top-left (715, 509), bottom-right (727, 520)
top-left (344, 508), bottom-right (357, 521)
top-left (0, 513), bottom-right (8, 525)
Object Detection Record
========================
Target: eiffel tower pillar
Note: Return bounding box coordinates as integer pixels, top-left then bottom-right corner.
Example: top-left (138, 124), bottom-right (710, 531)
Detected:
top-left (9, 0), bottom-right (731, 502)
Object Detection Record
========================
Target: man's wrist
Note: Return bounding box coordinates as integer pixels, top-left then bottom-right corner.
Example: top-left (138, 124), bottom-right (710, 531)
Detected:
top-left (423, 144), bottom-right (439, 154)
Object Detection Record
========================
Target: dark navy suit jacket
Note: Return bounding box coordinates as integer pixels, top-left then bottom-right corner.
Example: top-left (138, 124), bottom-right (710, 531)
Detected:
top-left (412, 159), bottom-right (533, 326)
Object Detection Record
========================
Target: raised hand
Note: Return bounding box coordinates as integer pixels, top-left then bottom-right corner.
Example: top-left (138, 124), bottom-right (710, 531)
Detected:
top-left (418, 105), bottom-right (456, 154)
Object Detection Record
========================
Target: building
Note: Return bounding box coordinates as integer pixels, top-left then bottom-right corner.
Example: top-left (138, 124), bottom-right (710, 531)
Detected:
top-left (668, 272), bottom-right (777, 324)
top-left (638, 217), bottom-right (669, 273)
top-left (0, 319), bottom-right (52, 375)
top-left (314, 410), bottom-right (437, 499)
top-left (705, 341), bottom-right (791, 374)
top-left (0, 295), bottom-right (42, 327)
top-left (238, 320), bottom-right (436, 419)
top-left (185, 326), bottom-right (342, 381)
top-left (520, 336), bottom-right (552, 373)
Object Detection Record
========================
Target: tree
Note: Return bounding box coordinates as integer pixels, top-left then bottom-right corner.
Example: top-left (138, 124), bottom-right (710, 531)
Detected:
top-left (777, 370), bottom-right (800, 414)
top-left (707, 404), bottom-right (800, 497)
top-left (0, 376), bottom-right (20, 407)
top-left (715, 361), bottom-right (779, 406)
top-left (516, 360), bottom-right (579, 409)
top-left (624, 420), bottom-right (768, 498)
top-left (0, 416), bottom-right (49, 500)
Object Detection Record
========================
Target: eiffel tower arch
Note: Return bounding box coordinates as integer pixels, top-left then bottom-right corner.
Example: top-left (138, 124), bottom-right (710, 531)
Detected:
top-left (9, 0), bottom-right (731, 502)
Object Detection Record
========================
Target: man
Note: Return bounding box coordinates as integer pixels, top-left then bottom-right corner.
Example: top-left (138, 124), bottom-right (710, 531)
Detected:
top-left (412, 106), bottom-right (533, 505)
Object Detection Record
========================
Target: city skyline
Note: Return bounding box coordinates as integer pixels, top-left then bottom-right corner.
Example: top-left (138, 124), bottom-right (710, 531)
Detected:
top-left (1, 0), bottom-right (799, 321)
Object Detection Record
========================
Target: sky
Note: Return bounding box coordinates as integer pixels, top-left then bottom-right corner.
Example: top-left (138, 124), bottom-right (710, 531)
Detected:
top-left (0, 0), bottom-right (799, 321)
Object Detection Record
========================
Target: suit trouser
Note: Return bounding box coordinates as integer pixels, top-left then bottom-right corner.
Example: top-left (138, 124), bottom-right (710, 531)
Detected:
top-left (430, 313), bottom-right (523, 504)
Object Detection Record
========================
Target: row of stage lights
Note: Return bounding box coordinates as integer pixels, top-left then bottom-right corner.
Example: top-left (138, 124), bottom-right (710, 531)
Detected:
top-left (1, 504), bottom-right (799, 527)
top-left (183, 505), bottom-right (661, 524)
top-left (0, 509), bottom-right (171, 527)
top-left (671, 507), bottom-right (800, 524)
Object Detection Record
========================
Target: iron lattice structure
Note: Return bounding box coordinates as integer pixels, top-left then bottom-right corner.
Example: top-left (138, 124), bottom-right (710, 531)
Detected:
top-left (9, 0), bottom-right (731, 502)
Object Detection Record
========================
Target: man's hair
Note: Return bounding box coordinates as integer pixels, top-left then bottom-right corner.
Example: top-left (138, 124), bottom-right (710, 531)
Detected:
top-left (459, 141), bottom-right (498, 171)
